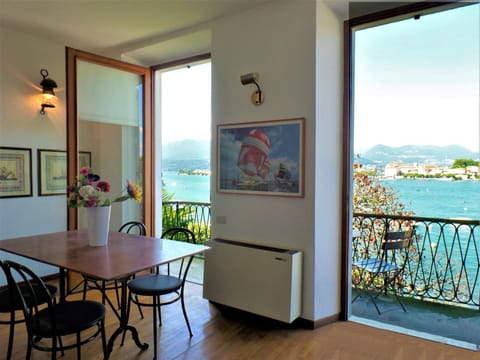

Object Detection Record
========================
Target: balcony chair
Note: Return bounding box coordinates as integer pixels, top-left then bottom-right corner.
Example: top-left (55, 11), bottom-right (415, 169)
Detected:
top-left (3, 260), bottom-right (107, 360)
top-left (122, 227), bottom-right (196, 359)
top-left (352, 229), bottom-right (413, 315)
top-left (0, 260), bottom-right (58, 360)
top-left (82, 221), bottom-right (146, 311)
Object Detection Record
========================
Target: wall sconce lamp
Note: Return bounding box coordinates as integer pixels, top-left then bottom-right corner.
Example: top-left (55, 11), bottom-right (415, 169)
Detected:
top-left (39, 69), bottom-right (57, 115)
top-left (240, 72), bottom-right (264, 105)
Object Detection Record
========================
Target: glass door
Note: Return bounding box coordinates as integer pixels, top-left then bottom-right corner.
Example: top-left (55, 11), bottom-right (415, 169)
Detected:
top-left (66, 48), bottom-right (153, 234)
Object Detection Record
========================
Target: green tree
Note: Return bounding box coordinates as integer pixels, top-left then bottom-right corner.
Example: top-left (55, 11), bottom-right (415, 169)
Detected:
top-left (352, 172), bottom-right (416, 294)
top-left (161, 182), bottom-right (210, 244)
top-left (162, 184), bottom-right (175, 202)
top-left (353, 173), bottom-right (413, 216)
top-left (452, 158), bottom-right (479, 168)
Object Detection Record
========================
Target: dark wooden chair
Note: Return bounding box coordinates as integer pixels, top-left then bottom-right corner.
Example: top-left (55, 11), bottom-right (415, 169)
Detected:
top-left (123, 227), bottom-right (196, 359)
top-left (4, 260), bottom-right (107, 359)
top-left (352, 229), bottom-right (413, 314)
top-left (0, 260), bottom-right (58, 360)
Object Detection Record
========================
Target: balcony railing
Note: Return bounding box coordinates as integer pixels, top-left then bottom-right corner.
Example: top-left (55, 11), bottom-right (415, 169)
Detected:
top-left (353, 213), bottom-right (480, 309)
top-left (161, 201), bottom-right (480, 310)
top-left (162, 201), bottom-right (211, 245)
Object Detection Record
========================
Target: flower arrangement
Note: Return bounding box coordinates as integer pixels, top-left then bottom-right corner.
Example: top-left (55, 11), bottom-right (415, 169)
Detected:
top-left (67, 166), bottom-right (142, 208)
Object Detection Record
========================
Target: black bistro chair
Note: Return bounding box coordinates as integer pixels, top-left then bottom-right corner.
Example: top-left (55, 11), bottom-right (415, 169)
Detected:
top-left (124, 227), bottom-right (197, 359)
top-left (0, 260), bottom-right (58, 360)
top-left (352, 229), bottom-right (413, 314)
top-left (4, 260), bottom-right (107, 359)
top-left (82, 221), bottom-right (147, 309)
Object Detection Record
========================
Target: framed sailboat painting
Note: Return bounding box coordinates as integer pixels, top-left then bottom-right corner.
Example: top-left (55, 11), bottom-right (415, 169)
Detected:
top-left (217, 118), bottom-right (304, 197)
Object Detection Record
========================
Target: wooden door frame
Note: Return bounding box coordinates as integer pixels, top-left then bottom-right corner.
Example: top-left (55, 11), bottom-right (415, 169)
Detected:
top-left (66, 47), bottom-right (154, 235)
top-left (340, 1), bottom-right (470, 320)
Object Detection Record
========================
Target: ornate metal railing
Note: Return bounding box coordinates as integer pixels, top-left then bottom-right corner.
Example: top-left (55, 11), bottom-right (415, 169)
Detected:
top-left (353, 213), bottom-right (480, 309)
top-left (161, 202), bottom-right (480, 309)
top-left (162, 201), bottom-right (211, 245)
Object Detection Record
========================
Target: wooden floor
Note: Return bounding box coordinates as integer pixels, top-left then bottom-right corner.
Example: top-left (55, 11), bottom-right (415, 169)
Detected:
top-left (1, 281), bottom-right (478, 360)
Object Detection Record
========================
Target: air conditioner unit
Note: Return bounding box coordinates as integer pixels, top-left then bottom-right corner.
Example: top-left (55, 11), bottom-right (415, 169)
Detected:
top-left (203, 238), bottom-right (302, 323)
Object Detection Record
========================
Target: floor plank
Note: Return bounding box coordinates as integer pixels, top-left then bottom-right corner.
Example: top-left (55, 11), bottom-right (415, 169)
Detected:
top-left (0, 281), bottom-right (478, 359)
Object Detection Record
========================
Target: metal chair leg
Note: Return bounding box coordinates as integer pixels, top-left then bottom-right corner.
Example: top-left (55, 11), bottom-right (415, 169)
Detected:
top-left (101, 320), bottom-right (108, 360)
top-left (136, 294), bottom-right (144, 319)
top-left (157, 296), bottom-right (162, 327)
top-left (82, 279), bottom-right (88, 300)
top-left (7, 311), bottom-right (15, 360)
top-left (76, 332), bottom-right (81, 359)
top-left (153, 296), bottom-right (158, 360)
top-left (181, 292), bottom-right (193, 337)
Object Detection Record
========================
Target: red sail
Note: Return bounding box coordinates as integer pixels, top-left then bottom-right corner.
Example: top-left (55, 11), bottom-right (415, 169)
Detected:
top-left (237, 129), bottom-right (271, 179)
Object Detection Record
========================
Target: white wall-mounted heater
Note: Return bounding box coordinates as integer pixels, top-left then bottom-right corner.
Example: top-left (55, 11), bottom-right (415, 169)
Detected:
top-left (203, 238), bottom-right (302, 323)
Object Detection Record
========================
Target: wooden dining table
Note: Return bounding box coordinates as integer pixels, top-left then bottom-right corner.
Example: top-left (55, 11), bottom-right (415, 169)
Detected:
top-left (0, 229), bottom-right (210, 357)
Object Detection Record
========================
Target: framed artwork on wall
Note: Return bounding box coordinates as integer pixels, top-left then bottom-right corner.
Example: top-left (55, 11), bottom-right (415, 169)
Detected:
top-left (79, 151), bottom-right (92, 168)
top-left (0, 147), bottom-right (33, 198)
top-left (38, 149), bottom-right (67, 196)
top-left (217, 117), bottom-right (305, 197)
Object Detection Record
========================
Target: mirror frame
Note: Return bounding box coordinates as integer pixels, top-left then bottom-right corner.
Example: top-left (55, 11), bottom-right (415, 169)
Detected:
top-left (66, 47), bottom-right (153, 235)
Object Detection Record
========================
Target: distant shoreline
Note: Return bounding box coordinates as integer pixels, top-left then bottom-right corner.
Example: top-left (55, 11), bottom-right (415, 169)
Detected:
top-left (177, 169), bottom-right (211, 176)
top-left (380, 176), bottom-right (479, 181)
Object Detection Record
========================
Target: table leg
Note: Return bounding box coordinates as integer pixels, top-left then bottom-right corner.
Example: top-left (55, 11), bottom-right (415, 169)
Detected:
top-left (107, 277), bottom-right (148, 356)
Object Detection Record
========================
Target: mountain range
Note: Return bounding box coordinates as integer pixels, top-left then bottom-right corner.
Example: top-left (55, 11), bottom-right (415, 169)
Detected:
top-left (162, 140), bottom-right (479, 170)
top-left (163, 139), bottom-right (210, 160)
top-left (162, 139), bottom-right (210, 171)
top-left (356, 144), bottom-right (479, 168)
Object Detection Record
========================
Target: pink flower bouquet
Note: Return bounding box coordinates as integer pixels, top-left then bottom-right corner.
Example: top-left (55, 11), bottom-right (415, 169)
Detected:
top-left (67, 167), bottom-right (142, 208)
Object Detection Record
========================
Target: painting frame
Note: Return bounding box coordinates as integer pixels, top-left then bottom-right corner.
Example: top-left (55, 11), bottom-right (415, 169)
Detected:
top-left (0, 146), bottom-right (33, 198)
top-left (38, 149), bottom-right (67, 196)
top-left (217, 117), bottom-right (305, 197)
top-left (79, 151), bottom-right (92, 169)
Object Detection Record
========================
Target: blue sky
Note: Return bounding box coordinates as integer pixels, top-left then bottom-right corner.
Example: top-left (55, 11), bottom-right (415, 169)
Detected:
top-left (160, 62), bottom-right (211, 145)
top-left (159, 5), bottom-right (479, 155)
top-left (354, 4), bottom-right (479, 153)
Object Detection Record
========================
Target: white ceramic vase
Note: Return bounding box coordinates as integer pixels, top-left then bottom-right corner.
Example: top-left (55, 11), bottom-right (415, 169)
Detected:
top-left (86, 206), bottom-right (111, 246)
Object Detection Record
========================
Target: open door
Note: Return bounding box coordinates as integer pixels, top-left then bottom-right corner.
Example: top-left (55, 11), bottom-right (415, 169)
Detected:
top-left (66, 48), bottom-right (153, 291)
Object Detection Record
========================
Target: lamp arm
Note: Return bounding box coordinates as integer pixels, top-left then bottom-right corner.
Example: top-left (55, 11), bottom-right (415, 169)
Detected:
top-left (253, 81), bottom-right (262, 94)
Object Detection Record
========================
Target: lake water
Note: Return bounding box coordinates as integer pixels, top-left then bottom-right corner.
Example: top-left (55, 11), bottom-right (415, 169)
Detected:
top-left (163, 171), bottom-right (479, 290)
top-left (382, 178), bottom-right (480, 220)
top-left (163, 171), bottom-right (479, 220)
top-left (163, 171), bottom-right (211, 203)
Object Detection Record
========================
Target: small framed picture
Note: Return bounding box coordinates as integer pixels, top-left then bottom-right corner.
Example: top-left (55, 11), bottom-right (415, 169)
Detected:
top-left (0, 147), bottom-right (33, 198)
top-left (38, 149), bottom-right (67, 196)
top-left (217, 118), bottom-right (305, 197)
top-left (79, 151), bottom-right (92, 168)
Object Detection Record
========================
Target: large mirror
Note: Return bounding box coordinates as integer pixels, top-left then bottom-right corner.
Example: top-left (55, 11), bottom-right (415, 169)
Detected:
top-left (66, 48), bottom-right (152, 234)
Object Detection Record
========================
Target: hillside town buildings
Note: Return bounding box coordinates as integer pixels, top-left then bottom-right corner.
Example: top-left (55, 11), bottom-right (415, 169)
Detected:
top-left (383, 162), bottom-right (479, 179)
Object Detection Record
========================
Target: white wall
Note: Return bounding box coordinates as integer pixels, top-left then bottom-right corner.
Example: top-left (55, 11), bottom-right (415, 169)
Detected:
top-left (0, 0), bottom-right (346, 321)
top-left (0, 27), bottom-right (66, 276)
top-left (210, 0), bottom-right (343, 322)
top-left (314, 1), bottom-right (344, 320)
top-left (0, 27), bottom-right (142, 279)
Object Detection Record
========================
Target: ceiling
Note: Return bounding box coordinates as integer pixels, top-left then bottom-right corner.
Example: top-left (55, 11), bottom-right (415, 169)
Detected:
top-left (0, 0), bottom-right (275, 66)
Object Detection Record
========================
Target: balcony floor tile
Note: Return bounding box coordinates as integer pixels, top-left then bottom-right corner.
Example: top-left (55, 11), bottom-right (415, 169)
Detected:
top-left (352, 291), bottom-right (480, 350)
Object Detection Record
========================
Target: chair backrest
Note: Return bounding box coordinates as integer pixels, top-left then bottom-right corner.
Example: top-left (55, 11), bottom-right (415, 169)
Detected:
top-left (3, 260), bottom-right (56, 332)
top-left (160, 228), bottom-right (196, 281)
top-left (161, 227), bottom-right (196, 244)
top-left (0, 260), bottom-right (16, 313)
top-left (118, 221), bottom-right (147, 236)
top-left (382, 230), bottom-right (413, 251)
top-left (379, 229), bottom-right (413, 273)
